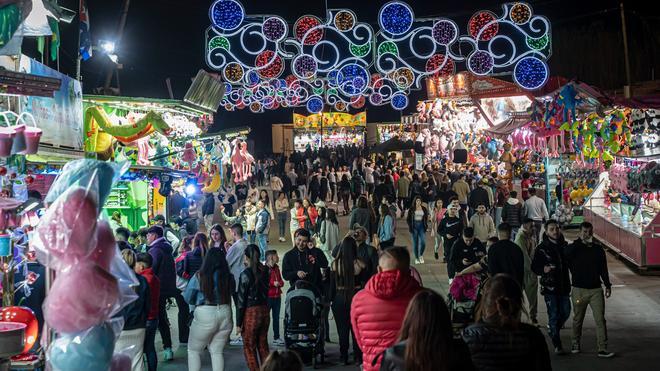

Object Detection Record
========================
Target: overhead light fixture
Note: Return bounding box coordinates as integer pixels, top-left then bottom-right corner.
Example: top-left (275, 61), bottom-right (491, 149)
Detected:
top-left (99, 40), bottom-right (116, 54)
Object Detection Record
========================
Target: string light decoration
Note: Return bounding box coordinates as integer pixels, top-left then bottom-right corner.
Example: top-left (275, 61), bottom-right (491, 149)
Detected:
top-left (255, 50), bottom-right (284, 79)
top-left (294, 16), bottom-right (324, 45)
top-left (207, 1), bottom-right (552, 113)
top-left (469, 11), bottom-right (499, 41)
top-left (513, 56), bottom-right (548, 90)
top-left (509, 3), bottom-right (532, 24)
top-left (334, 10), bottom-right (355, 31)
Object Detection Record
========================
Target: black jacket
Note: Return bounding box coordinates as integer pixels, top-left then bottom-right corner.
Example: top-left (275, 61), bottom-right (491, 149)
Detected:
top-left (183, 247), bottom-right (205, 278)
top-left (423, 184), bottom-right (438, 204)
top-left (438, 215), bottom-right (463, 238)
top-left (487, 240), bottom-right (525, 287)
top-left (282, 247), bottom-right (329, 291)
top-left (449, 239), bottom-right (486, 278)
top-left (122, 273), bottom-right (150, 330)
top-left (501, 200), bottom-right (523, 228)
top-left (380, 339), bottom-right (476, 371)
top-left (406, 206), bottom-right (429, 233)
top-left (236, 266), bottom-right (269, 327)
top-left (408, 181), bottom-right (424, 200)
top-left (462, 322), bottom-right (551, 371)
top-left (469, 186), bottom-right (491, 210)
top-left (565, 238), bottom-right (612, 289)
top-left (202, 193), bottom-right (215, 217)
top-left (531, 234), bottom-right (571, 296)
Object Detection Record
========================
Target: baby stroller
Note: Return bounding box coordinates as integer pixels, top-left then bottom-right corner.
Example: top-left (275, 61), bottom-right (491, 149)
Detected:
top-left (448, 273), bottom-right (483, 334)
top-left (284, 280), bottom-right (326, 368)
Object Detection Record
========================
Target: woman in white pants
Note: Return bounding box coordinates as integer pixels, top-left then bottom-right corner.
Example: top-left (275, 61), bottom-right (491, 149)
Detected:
top-left (184, 248), bottom-right (235, 371)
top-left (116, 249), bottom-right (149, 371)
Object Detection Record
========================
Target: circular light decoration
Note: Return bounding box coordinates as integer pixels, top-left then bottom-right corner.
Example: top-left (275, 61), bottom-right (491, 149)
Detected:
top-left (391, 93), bottom-right (408, 110)
top-left (369, 93), bottom-right (383, 105)
top-left (264, 97), bottom-right (276, 109)
top-left (469, 11), bottom-right (499, 41)
top-left (262, 17), bottom-right (287, 42)
top-left (208, 36), bottom-right (230, 50)
top-left (392, 67), bottom-right (414, 89)
top-left (351, 95), bottom-right (366, 109)
top-left (337, 64), bottom-right (370, 96)
top-left (378, 41), bottom-right (399, 56)
top-left (425, 54), bottom-right (455, 78)
top-left (223, 62), bottom-right (244, 83)
top-left (467, 50), bottom-right (494, 75)
top-left (513, 56), bottom-right (549, 90)
top-left (334, 10), bottom-right (355, 32)
top-left (223, 82), bottom-right (232, 93)
top-left (371, 73), bottom-right (384, 89)
top-left (255, 50), bottom-right (284, 79)
top-left (307, 96), bottom-right (324, 113)
top-left (294, 15), bottom-right (324, 46)
top-left (334, 101), bottom-right (347, 111)
top-left (249, 102), bottom-right (262, 113)
top-left (379, 1), bottom-right (414, 36)
top-left (350, 43), bottom-right (371, 58)
top-left (327, 70), bottom-right (339, 87)
top-left (432, 19), bottom-right (458, 45)
top-left (209, 0), bottom-right (245, 31)
top-left (526, 34), bottom-right (549, 50)
top-left (293, 54), bottom-right (318, 79)
top-left (510, 3), bottom-right (532, 25)
top-left (269, 79), bottom-right (281, 90)
top-left (224, 103), bottom-right (235, 111)
top-left (246, 70), bottom-right (261, 86)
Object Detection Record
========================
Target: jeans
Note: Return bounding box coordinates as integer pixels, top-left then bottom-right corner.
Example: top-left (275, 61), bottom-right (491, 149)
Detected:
top-left (341, 191), bottom-right (351, 213)
top-left (330, 183), bottom-right (336, 202)
top-left (248, 231), bottom-right (256, 244)
top-left (411, 221), bottom-right (426, 259)
top-left (434, 234), bottom-right (443, 256)
top-left (544, 294), bottom-right (571, 348)
top-left (267, 297), bottom-right (282, 340)
top-left (189, 305), bottom-right (233, 371)
top-left (158, 292), bottom-right (190, 350)
top-left (144, 319), bottom-right (159, 371)
top-left (277, 212), bottom-right (287, 238)
top-left (257, 234), bottom-right (268, 261)
top-left (572, 287), bottom-right (608, 351)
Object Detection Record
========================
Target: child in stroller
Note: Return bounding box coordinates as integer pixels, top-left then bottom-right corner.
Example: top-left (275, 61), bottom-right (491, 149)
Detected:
top-left (284, 280), bottom-right (326, 368)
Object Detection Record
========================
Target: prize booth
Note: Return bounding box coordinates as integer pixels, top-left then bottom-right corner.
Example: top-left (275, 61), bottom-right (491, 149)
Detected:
top-left (292, 112), bottom-right (366, 152)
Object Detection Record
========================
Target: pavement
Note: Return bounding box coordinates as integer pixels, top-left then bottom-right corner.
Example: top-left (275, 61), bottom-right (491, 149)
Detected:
top-left (158, 205), bottom-right (660, 370)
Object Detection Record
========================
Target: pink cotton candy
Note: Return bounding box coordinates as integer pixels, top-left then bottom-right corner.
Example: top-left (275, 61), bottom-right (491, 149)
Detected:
top-left (90, 220), bottom-right (117, 271)
top-left (44, 265), bottom-right (119, 333)
top-left (36, 187), bottom-right (98, 266)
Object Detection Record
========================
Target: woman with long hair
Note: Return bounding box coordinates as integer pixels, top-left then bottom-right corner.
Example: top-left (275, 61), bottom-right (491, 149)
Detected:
top-left (318, 208), bottom-right (340, 260)
top-left (377, 203), bottom-right (395, 249)
top-left (183, 232), bottom-right (209, 278)
top-left (183, 248), bottom-right (234, 371)
top-left (339, 174), bottom-right (352, 215)
top-left (275, 191), bottom-right (289, 243)
top-left (380, 289), bottom-right (474, 371)
top-left (259, 189), bottom-right (275, 221)
top-left (297, 198), bottom-right (318, 231)
top-left (406, 196), bottom-right (429, 265)
top-left (431, 199), bottom-right (447, 260)
top-left (209, 224), bottom-right (227, 252)
top-left (236, 245), bottom-right (270, 371)
top-left (330, 237), bottom-right (365, 365)
top-left (462, 274), bottom-right (551, 371)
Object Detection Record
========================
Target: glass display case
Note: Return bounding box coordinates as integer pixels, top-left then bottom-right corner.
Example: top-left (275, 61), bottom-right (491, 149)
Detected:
top-left (583, 173), bottom-right (660, 269)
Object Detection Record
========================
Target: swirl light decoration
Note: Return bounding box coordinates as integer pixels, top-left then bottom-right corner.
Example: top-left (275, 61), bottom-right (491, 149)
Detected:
top-left (206, 1), bottom-right (552, 113)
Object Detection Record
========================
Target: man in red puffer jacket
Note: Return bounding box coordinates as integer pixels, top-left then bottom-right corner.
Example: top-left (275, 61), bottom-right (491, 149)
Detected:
top-left (351, 246), bottom-right (422, 370)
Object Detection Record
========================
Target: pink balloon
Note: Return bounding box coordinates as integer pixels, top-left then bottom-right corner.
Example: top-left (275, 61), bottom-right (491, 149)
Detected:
top-left (44, 265), bottom-right (119, 333)
top-left (36, 187), bottom-right (98, 265)
top-left (110, 353), bottom-right (131, 371)
top-left (90, 220), bottom-right (117, 271)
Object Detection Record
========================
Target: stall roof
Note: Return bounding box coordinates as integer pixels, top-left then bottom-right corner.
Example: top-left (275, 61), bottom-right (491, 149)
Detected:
top-left (483, 112), bottom-right (531, 138)
top-left (83, 95), bottom-right (212, 116)
top-left (372, 137), bottom-right (415, 153)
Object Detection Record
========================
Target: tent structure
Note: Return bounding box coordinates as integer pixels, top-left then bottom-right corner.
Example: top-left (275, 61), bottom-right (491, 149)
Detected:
top-left (372, 137), bottom-right (415, 153)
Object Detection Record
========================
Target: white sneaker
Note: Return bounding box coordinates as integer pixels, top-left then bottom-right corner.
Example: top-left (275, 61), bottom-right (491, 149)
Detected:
top-left (414, 258), bottom-right (420, 265)
top-left (230, 336), bottom-right (243, 346)
top-left (273, 338), bottom-right (285, 346)
top-left (278, 237), bottom-right (285, 242)
top-left (420, 256), bottom-right (425, 264)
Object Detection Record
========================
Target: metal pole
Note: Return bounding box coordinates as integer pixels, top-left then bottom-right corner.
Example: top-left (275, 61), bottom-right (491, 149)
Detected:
top-left (103, 0), bottom-right (131, 93)
top-left (620, 1), bottom-right (632, 98)
top-left (76, 56), bottom-right (81, 81)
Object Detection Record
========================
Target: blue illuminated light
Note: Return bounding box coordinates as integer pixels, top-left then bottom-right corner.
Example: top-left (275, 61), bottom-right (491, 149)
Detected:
top-left (210, 0), bottom-right (245, 31)
top-left (513, 56), bottom-right (548, 90)
top-left (307, 96), bottom-right (324, 113)
top-left (379, 2), bottom-right (414, 36)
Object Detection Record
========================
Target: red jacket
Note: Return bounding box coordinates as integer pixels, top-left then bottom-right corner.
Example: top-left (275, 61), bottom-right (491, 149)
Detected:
top-left (297, 206), bottom-right (318, 229)
top-left (267, 264), bottom-right (284, 298)
top-left (139, 268), bottom-right (161, 321)
top-left (350, 269), bottom-right (422, 371)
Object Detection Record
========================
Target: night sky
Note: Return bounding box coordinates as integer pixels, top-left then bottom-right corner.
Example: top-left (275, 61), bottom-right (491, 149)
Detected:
top-left (41, 0), bottom-right (660, 152)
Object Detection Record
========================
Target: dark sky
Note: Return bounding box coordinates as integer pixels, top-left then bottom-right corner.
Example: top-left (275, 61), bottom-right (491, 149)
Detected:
top-left (46, 0), bottom-right (659, 152)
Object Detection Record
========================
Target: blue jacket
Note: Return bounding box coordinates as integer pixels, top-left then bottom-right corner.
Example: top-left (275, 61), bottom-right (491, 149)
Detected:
top-left (378, 215), bottom-right (395, 242)
top-left (255, 208), bottom-right (270, 235)
top-left (149, 238), bottom-right (178, 296)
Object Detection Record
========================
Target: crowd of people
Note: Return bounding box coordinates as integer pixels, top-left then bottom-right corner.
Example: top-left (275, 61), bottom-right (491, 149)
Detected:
top-left (105, 146), bottom-right (615, 371)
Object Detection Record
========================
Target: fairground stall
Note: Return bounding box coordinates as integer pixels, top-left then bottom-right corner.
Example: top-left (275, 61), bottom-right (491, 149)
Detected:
top-left (292, 112), bottom-right (366, 152)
